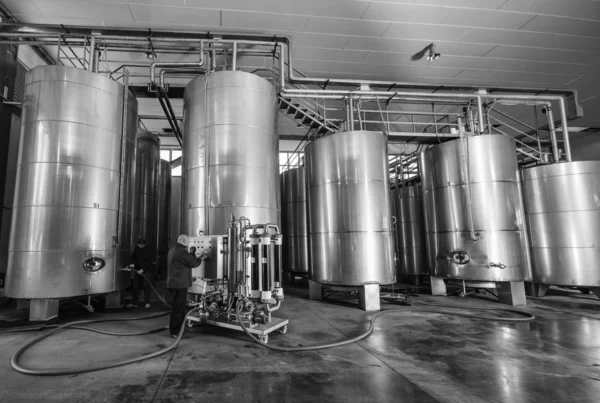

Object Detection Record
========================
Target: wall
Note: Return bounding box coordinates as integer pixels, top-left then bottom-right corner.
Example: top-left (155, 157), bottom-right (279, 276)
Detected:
top-left (570, 133), bottom-right (600, 162)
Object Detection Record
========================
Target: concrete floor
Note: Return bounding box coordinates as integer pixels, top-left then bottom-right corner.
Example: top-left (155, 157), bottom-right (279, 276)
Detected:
top-left (1, 282), bottom-right (600, 403)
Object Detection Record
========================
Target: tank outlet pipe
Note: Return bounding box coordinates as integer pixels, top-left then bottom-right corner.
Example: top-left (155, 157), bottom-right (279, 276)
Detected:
top-left (542, 104), bottom-right (560, 163)
top-left (458, 118), bottom-right (479, 243)
top-left (150, 40), bottom-right (204, 88)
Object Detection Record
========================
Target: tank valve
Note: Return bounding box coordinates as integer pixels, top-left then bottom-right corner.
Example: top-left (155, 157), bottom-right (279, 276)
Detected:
top-left (490, 262), bottom-right (506, 269)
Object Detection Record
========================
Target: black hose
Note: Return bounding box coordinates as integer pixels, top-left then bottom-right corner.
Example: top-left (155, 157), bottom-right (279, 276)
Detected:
top-left (9, 272), bottom-right (195, 376)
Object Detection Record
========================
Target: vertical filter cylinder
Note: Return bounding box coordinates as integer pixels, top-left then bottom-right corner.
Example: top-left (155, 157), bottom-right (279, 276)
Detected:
top-left (182, 71), bottom-right (279, 236)
top-left (227, 221), bottom-right (238, 293)
top-left (158, 160), bottom-right (172, 256)
top-left (250, 234), bottom-right (261, 299)
top-left (6, 66), bottom-right (138, 299)
top-left (394, 184), bottom-right (428, 277)
top-left (521, 161), bottom-right (600, 286)
top-left (305, 131), bottom-right (396, 285)
top-left (280, 167), bottom-right (309, 273)
top-left (132, 131), bottom-right (160, 267)
top-left (420, 134), bottom-right (531, 281)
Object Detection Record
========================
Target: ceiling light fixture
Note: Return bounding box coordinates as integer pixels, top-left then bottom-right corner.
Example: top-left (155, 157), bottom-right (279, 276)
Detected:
top-left (427, 44), bottom-right (441, 61)
top-left (145, 32), bottom-right (157, 60)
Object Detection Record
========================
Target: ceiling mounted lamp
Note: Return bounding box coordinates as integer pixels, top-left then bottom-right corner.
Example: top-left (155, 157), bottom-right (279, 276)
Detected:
top-left (145, 32), bottom-right (157, 60)
top-left (427, 44), bottom-right (441, 61)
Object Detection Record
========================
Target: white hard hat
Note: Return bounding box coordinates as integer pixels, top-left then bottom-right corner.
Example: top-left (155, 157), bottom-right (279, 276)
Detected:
top-left (177, 234), bottom-right (189, 246)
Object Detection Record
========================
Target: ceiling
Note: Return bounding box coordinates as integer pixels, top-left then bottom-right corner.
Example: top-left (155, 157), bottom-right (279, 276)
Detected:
top-left (4, 0), bottom-right (600, 149)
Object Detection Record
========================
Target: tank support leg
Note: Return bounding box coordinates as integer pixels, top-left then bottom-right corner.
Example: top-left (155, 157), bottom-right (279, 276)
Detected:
top-left (430, 276), bottom-right (447, 296)
top-left (591, 287), bottom-right (600, 300)
top-left (308, 280), bottom-right (323, 301)
top-left (358, 283), bottom-right (380, 312)
top-left (525, 282), bottom-right (550, 297)
top-left (497, 281), bottom-right (527, 306)
top-left (105, 290), bottom-right (125, 309)
top-left (29, 299), bottom-right (59, 322)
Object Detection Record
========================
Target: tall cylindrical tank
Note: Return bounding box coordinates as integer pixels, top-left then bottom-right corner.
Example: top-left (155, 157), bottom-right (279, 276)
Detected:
top-left (182, 71), bottom-right (279, 236)
top-left (521, 161), bottom-right (600, 286)
top-left (6, 66), bottom-right (138, 299)
top-left (394, 184), bottom-right (428, 277)
top-left (280, 167), bottom-right (309, 273)
top-left (158, 160), bottom-right (172, 256)
top-left (170, 177), bottom-right (182, 246)
top-left (420, 135), bottom-right (531, 282)
top-left (305, 131), bottom-right (396, 285)
top-left (132, 131), bottom-right (160, 266)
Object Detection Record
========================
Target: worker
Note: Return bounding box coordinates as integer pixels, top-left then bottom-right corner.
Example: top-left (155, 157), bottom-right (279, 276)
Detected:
top-left (128, 236), bottom-right (153, 309)
top-left (167, 234), bottom-right (208, 339)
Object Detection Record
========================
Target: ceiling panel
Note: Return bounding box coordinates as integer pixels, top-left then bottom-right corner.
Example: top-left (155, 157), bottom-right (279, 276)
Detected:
top-left (361, 3), bottom-right (454, 24)
top-left (222, 11), bottom-right (308, 32)
top-left (3, 0), bottom-right (41, 15)
top-left (182, 0), bottom-right (276, 13)
top-left (276, 0), bottom-right (370, 19)
top-left (345, 37), bottom-right (495, 57)
top-left (454, 69), bottom-right (581, 86)
top-left (286, 32), bottom-right (351, 49)
top-left (443, 8), bottom-right (535, 30)
top-left (383, 23), bottom-right (469, 41)
top-left (303, 16), bottom-right (390, 37)
top-left (411, 0), bottom-right (508, 9)
top-left (292, 47), bottom-right (368, 63)
top-left (484, 45), bottom-right (600, 65)
top-left (520, 15), bottom-right (600, 39)
top-left (31, 0), bottom-right (133, 22)
top-left (129, 5), bottom-right (220, 27)
top-left (500, 0), bottom-right (600, 22)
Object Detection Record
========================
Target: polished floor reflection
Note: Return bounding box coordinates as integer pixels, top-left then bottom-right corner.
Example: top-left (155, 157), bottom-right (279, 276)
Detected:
top-left (1, 283), bottom-right (599, 402)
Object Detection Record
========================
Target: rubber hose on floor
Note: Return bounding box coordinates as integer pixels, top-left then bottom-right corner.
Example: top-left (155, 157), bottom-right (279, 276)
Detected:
top-left (9, 273), bottom-right (194, 376)
top-left (237, 298), bottom-right (535, 351)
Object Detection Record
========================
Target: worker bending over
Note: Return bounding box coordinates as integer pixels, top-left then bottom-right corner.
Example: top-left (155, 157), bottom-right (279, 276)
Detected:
top-left (167, 234), bottom-right (208, 338)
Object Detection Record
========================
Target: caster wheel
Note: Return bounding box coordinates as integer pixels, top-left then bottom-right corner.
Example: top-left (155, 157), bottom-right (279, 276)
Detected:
top-left (88, 307), bottom-right (95, 313)
top-left (259, 335), bottom-right (269, 344)
top-left (186, 320), bottom-right (193, 328)
top-left (278, 325), bottom-right (287, 334)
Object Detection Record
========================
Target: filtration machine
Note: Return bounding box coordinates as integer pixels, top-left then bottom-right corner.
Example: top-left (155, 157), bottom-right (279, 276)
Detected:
top-left (184, 215), bottom-right (288, 343)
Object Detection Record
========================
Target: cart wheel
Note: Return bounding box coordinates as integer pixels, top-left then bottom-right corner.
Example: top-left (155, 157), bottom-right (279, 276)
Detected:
top-left (88, 306), bottom-right (95, 313)
top-left (278, 325), bottom-right (287, 334)
top-left (187, 320), bottom-right (193, 328)
top-left (259, 334), bottom-right (269, 344)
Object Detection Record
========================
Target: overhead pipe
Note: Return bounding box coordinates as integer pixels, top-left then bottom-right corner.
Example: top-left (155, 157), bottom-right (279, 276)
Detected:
top-left (150, 41), bottom-right (205, 88)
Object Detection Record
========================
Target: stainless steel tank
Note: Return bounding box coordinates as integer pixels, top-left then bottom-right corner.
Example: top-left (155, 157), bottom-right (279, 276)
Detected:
top-left (170, 177), bottom-right (182, 246)
top-left (305, 131), bottom-right (396, 285)
top-left (280, 167), bottom-right (309, 273)
top-left (6, 66), bottom-right (138, 299)
top-left (521, 161), bottom-right (600, 286)
top-left (132, 131), bottom-right (160, 266)
top-left (394, 184), bottom-right (428, 277)
top-left (420, 134), bottom-right (531, 282)
top-left (158, 160), bottom-right (172, 255)
top-left (182, 71), bottom-right (279, 236)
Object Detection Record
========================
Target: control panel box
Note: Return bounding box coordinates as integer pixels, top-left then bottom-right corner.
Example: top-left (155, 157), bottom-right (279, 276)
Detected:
top-left (187, 235), bottom-right (226, 284)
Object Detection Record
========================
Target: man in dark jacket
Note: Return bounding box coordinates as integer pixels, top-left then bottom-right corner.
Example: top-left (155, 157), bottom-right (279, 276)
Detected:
top-left (128, 236), bottom-right (154, 308)
top-left (167, 234), bottom-right (207, 338)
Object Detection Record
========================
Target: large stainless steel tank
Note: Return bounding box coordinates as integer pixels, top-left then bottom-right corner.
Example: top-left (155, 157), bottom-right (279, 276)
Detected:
top-left (420, 135), bottom-right (531, 282)
top-left (281, 167), bottom-right (309, 273)
top-left (182, 71), bottom-right (279, 236)
top-left (305, 131), bottom-right (396, 285)
top-left (6, 66), bottom-right (138, 299)
top-left (132, 131), bottom-right (160, 266)
top-left (158, 160), bottom-right (172, 255)
top-left (170, 176), bottom-right (182, 245)
top-left (394, 185), bottom-right (428, 277)
top-left (521, 161), bottom-right (600, 286)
